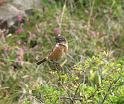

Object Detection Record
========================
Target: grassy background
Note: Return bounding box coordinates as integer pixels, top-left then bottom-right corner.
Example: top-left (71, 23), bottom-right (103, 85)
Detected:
top-left (0, 0), bottom-right (124, 103)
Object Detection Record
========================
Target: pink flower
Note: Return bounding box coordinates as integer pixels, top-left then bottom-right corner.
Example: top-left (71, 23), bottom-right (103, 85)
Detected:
top-left (16, 40), bottom-right (22, 45)
top-left (54, 28), bottom-right (61, 36)
top-left (17, 15), bottom-right (23, 23)
top-left (16, 48), bottom-right (25, 65)
top-left (16, 27), bottom-right (23, 34)
top-left (90, 31), bottom-right (97, 37)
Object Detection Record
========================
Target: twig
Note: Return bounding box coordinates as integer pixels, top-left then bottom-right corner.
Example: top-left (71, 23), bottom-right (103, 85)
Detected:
top-left (60, 96), bottom-right (82, 101)
top-left (87, 0), bottom-right (95, 32)
top-left (70, 83), bottom-right (81, 104)
top-left (59, 0), bottom-right (67, 29)
top-left (101, 76), bottom-right (121, 104)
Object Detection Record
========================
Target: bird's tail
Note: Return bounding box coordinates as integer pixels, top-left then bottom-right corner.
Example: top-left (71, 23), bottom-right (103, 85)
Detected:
top-left (37, 58), bottom-right (47, 65)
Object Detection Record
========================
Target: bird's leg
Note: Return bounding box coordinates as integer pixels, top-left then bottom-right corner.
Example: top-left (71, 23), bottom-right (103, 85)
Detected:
top-left (50, 60), bottom-right (64, 72)
top-left (51, 61), bottom-right (67, 85)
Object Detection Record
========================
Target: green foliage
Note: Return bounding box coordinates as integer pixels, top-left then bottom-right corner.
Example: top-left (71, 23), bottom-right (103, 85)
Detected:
top-left (33, 84), bottom-right (65, 104)
top-left (0, 0), bottom-right (124, 104)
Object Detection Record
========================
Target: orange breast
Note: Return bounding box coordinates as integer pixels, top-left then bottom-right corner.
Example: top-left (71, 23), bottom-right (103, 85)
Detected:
top-left (48, 44), bottom-right (65, 61)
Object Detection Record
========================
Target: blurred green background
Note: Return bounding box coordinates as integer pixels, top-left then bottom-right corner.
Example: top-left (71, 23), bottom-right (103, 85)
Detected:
top-left (0, 0), bottom-right (124, 104)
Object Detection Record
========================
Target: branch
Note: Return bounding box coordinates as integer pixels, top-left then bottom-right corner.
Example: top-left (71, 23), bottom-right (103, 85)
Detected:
top-left (101, 76), bottom-right (121, 104)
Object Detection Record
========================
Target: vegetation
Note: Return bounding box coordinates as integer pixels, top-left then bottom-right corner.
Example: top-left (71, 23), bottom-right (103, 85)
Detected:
top-left (0, 0), bottom-right (124, 103)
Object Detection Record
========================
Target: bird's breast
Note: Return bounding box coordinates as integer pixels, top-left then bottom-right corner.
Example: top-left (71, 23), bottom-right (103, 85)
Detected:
top-left (48, 44), bottom-right (66, 61)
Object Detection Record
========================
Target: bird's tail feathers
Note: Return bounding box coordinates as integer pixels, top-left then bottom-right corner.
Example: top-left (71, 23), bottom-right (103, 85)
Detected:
top-left (37, 58), bottom-right (47, 65)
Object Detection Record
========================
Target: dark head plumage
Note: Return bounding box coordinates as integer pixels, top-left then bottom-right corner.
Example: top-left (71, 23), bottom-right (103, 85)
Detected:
top-left (55, 35), bottom-right (67, 43)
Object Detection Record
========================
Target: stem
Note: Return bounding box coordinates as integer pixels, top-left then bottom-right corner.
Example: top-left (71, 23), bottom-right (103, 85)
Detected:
top-left (59, 0), bottom-right (67, 29)
top-left (87, 0), bottom-right (95, 32)
top-left (101, 76), bottom-right (121, 104)
top-left (70, 83), bottom-right (81, 104)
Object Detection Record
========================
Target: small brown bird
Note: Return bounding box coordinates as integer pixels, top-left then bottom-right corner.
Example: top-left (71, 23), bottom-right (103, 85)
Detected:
top-left (37, 35), bottom-right (68, 65)
top-left (37, 34), bottom-right (68, 65)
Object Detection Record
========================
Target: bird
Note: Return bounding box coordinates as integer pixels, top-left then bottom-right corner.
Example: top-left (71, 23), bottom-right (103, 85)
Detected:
top-left (37, 34), bottom-right (68, 65)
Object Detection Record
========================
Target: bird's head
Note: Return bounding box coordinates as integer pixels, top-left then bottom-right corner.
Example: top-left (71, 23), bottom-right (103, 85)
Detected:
top-left (55, 35), bottom-right (67, 44)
